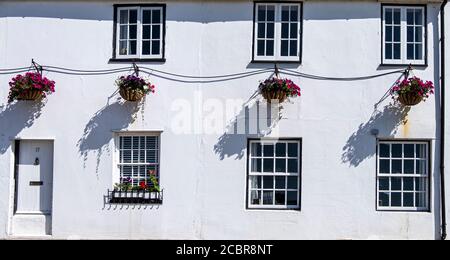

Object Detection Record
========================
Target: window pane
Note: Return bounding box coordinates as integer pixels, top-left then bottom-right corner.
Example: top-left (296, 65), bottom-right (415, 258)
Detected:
top-left (404, 177), bottom-right (414, 191)
top-left (392, 160), bottom-right (402, 173)
top-left (380, 159), bottom-right (390, 173)
top-left (263, 176), bottom-right (273, 189)
top-left (275, 176), bottom-right (286, 189)
top-left (379, 192), bottom-right (390, 207)
top-left (275, 191), bottom-right (286, 205)
top-left (290, 23), bottom-right (298, 39)
top-left (267, 6), bottom-right (275, 21)
top-left (415, 27), bottom-right (422, 42)
top-left (391, 192), bottom-right (402, 207)
top-left (407, 27), bottom-right (414, 42)
top-left (415, 9), bottom-right (423, 25)
top-left (267, 23), bottom-right (274, 38)
top-left (121, 166), bottom-right (132, 178)
top-left (416, 193), bottom-right (426, 208)
top-left (257, 40), bottom-right (265, 56)
top-left (129, 25), bottom-right (137, 39)
top-left (129, 40), bottom-right (137, 55)
top-left (404, 160), bottom-right (414, 174)
top-left (385, 43), bottom-right (392, 59)
top-left (146, 149), bottom-right (157, 163)
top-left (291, 6), bottom-right (299, 22)
top-left (251, 143), bottom-right (262, 157)
top-left (282, 23), bottom-right (289, 38)
top-left (290, 40), bottom-right (298, 56)
top-left (122, 150), bottom-right (131, 163)
top-left (394, 43), bottom-right (401, 59)
top-left (129, 10), bottom-right (138, 24)
top-left (251, 158), bottom-right (262, 172)
top-left (416, 144), bottom-right (427, 158)
top-left (276, 143), bottom-right (286, 157)
top-left (263, 159), bottom-right (274, 172)
top-left (392, 144), bottom-right (402, 158)
top-left (258, 23), bottom-right (266, 38)
top-left (380, 143), bottom-right (390, 158)
top-left (152, 10), bottom-right (161, 23)
top-left (288, 159), bottom-right (298, 173)
top-left (394, 10), bottom-right (401, 24)
top-left (385, 9), bottom-right (392, 24)
top-left (403, 193), bottom-right (414, 207)
top-left (152, 25), bottom-right (161, 39)
top-left (152, 40), bottom-right (160, 55)
top-left (287, 191), bottom-right (297, 205)
top-left (415, 44), bottom-right (422, 60)
top-left (119, 41), bottom-right (128, 55)
top-left (407, 10), bottom-right (414, 25)
top-left (416, 160), bottom-right (426, 174)
top-left (266, 40), bottom-right (274, 56)
top-left (275, 159), bottom-right (286, 173)
top-left (143, 10), bottom-right (151, 24)
top-left (281, 40), bottom-right (289, 56)
top-left (385, 26), bottom-right (392, 42)
top-left (258, 6), bottom-right (266, 21)
top-left (391, 177), bottom-right (402, 191)
top-left (288, 143), bottom-right (298, 157)
top-left (379, 177), bottom-right (389, 191)
top-left (119, 10), bottom-right (128, 24)
top-left (263, 144), bottom-right (274, 157)
top-left (263, 191), bottom-right (274, 205)
top-left (143, 25), bottom-right (151, 39)
top-left (287, 176), bottom-right (298, 189)
top-left (120, 25), bottom-right (128, 39)
top-left (415, 178), bottom-right (426, 191)
top-left (281, 6), bottom-right (289, 21)
top-left (250, 176), bottom-right (262, 189)
top-left (404, 144), bottom-right (414, 158)
top-left (251, 190), bottom-right (261, 205)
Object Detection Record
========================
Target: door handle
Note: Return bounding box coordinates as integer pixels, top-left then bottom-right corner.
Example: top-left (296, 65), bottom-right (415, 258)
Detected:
top-left (34, 158), bottom-right (40, 166)
top-left (29, 181), bottom-right (43, 186)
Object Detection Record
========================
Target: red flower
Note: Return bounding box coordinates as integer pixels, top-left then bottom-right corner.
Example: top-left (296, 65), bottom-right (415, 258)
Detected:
top-left (139, 181), bottom-right (147, 189)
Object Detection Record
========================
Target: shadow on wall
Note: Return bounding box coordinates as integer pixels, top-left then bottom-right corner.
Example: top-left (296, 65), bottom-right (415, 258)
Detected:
top-left (77, 98), bottom-right (142, 174)
top-left (214, 92), bottom-right (283, 160)
top-left (0, 101), bottom-right (45, 154)
top-left (342, 103), bottom-right (410, 167)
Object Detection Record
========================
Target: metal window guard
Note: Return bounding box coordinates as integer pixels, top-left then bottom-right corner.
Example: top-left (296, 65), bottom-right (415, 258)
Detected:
top-left (106, 189), bottom-right (163, 205)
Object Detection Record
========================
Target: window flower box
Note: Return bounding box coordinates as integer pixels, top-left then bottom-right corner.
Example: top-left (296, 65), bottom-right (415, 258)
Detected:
top-left (391, 77), bottom-right (434, 106)
top-left (116, 75), bottom-right (155, 102)
top-left (107, 189), bottom-right (163, 205)
top-left (259, 78), bottom-right (301, 103)
top-left (8, 72), bottom-right (55, 102)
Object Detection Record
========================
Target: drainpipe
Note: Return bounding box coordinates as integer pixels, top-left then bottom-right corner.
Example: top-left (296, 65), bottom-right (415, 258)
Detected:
top-left (440, 0), bottom-right (448, 241)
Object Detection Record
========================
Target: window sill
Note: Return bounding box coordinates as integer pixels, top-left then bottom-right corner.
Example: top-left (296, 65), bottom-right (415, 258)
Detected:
top-left (109, 58), bottom-right (166, 63)
top-left (379, 63), bottom-right (427, 68)
top-left (246, 207), bottom-right (301, 211)
top-left (251, 59), bottom-right (302, 65)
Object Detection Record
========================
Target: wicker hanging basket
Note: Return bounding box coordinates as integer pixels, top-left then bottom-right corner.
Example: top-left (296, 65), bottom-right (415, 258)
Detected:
top-left (261, 89), bottom-right (288, 103)
top-left (119, 88), bottom-right (145, 102)
top-left (398, 92), bottom-right (423, 106)
top-left (17, 89), bottom-right (43, 101)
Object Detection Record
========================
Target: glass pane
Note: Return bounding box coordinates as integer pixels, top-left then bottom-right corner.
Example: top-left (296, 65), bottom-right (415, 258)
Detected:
top-left (281, 6), bottom-right (289, 21)
top-left (403, 193), bottom-right (414, 207)
top-left (263, 191), bottom-right (273, 205)
top-left (287, 176), bottom-right (298, 189)
top-left (416, 160), bottom-right (426, 175)
top-left (385, 9), bottom-right (392, 24)
top-left (250, 176), bottom-right (262, 189)
top-left (251, 143), bottom-right (262, 157)
top-left (380, 159), bottom-right (390, 173)
top-left (146, 149), bottom-right (157, 163)
top-left (275, 176), bottom-right (286, 189)
top-left (129, 40), bottom-right (137, 55)
top-left (392, 160), bottom-right (402, 173)
top-left (391, 177), bottom-right (402, 191)
top-left (251, 158), bottom-right (262, 172)
top-left (407, 44), bottom-right (414, 60)
top-left (263, 144), bottom-right (274, 157)
top-left (287, 191), bottom-right (297, 206)
top-left (266, 40), bottom-right (274, 56)
top-left (276, 143), bottom-right (286, 157)
top-left (130, 10), bottom-right (138, 24)
top-left (258, 23), bottom-right (266, 38)
top-left (119, 41), bottom-right (128, 55)
top-left (379, 177), bottom-right (389, 191)
top-left (257, 40), bottom-right (265, 56)
top-left (416, 193), bottom-right (426, 208)
top-left (263, 176), bottom-right (273, 189)
top-left (120, 25), bottom-right (128, 39)
top-left (251, 190), bottom-right (261, 205)
top-left (119, 10), bottom-right (128, 24)
top-left (385, 43), bottom-right (392, 59)
top-left (380, 143), bottom-right (390, 158)
top-left (290, 23), bottom-right (298, 39)
top-left (152, 10), bottom-right (161, 23)
top-left (392, 144), bottom-right (402, 158)
top-left (288, 143), bottom-right (298, 157)
top-left (391, 192), bottom-right (402, 207)
top-left (291, 6), bottom-right (299, 22)
top-left (258, 6), bottom-right (266, 21)
top-left (394, 43), bottom-right (401, 59)
top-left (415, 9), bottom-right (423, 25)
top-left (151, 40), bottom-right (160, 55)
top-left (143, 25), bottom-right (151, 39)
top-left (404, 160), bottom-right (414, 174)
top-left (407, 10), bottom-right (414, 25)
top-left (275, 159), bottom-right (286, 173)
top-left (267, 6), bottom-right (275, 21)
top-left (415, 44), bottom-right (422, 60)
top-left (122, 150), bottom-right (131, 163)
top-left (385, 26), bottom-right (392, 42)
top-left (282, 23), bottom-right (289, 38)
top-left (407, 27), bottom-right (414, 42)
top-left (404, 177), bottom-right (414, 191)
top-left (415, 27), bottom-right (422, 42)
top-left (288, 159), bottom-right (298, 173)
top-left (275, 191), bottom-right (286, 205)
top-left (267, 23), bottom-right (274, 38)
top-left (416, 144), bottom-right (427, 158)
top-left (129, 25), bottom-right (137, 39)
top-left (290, 40), bottom-right (298, 56)
top-left (379, 192), bottom-right (390, 207)
top-left (393, 10), bottom-right (401, 24)
top-left (121, 165), bottom-right (132, 178)
top-left (281, 40), bottom-right (289, 56)
top-left (132, 149), bottom-right (139, 163)
top-left (263, 159), bottom-right (274, 173)
top-left (415, 178), bottom-right (427, 191)
top-left (152, 25), bottom-right (161, 39)
top-left (143, 10), bottom-right (151, 24)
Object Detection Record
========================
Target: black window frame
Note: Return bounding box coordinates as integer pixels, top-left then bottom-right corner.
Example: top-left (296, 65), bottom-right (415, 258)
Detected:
top-left (245, 138), bottom-right (302, 211)
top-left (251, 1), bottom-right (303, 64)
top-left (380, 3), bottom-right (428, 67)
top-left (110, 4), bottom-right (167, 63)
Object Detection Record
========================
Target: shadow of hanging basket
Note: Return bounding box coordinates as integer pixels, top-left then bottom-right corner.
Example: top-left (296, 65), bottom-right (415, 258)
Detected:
top-left (398, 92), bottom-right (423, 106)
top-left (119, 88), bottom-right (145, 102)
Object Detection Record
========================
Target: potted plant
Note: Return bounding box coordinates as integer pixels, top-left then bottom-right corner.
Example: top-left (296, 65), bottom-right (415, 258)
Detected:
top-left (259, 78), bottom-right (301, 103)
top-left (111, 171), bottom-right (162, 204)
top-left (116, 75), bottom-right (155, 102)
top-left (391, 77), bottom-right (434, 106)
top-left (8, 72), bottom-right (55, 102)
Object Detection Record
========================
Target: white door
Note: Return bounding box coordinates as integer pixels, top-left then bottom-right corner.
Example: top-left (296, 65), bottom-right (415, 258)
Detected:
top-left (16, 140), bottom-right (54, 214)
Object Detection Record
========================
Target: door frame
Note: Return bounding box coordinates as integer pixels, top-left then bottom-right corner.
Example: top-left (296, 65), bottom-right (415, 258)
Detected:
top-left (8, 137), bottom-right (55, 236)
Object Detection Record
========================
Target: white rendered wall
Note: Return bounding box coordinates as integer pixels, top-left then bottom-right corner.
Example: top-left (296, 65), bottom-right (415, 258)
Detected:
top-left (0, 0), bottom-right (446, 239)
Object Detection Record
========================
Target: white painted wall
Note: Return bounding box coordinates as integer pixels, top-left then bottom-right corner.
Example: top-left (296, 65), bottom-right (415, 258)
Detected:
top-left (0, 0), bottom-right (447, 239)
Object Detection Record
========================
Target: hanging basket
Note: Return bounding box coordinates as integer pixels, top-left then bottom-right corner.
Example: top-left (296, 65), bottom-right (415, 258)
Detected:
top-left (119, 88), bottom-right (145, 102)
top-left (261, 89), bottom-right (288, 103)
top-left (398, 92), bottom-right (423, 106)
top-left (17, 89), bottom-right (43, 101)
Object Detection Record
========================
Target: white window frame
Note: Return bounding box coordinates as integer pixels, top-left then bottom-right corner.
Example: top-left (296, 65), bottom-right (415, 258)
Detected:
top-left (376, 141), bottom-right (430, 212)
top-left (253, 2), bottom-right (302, 62)
top-left (382, 5), bottom-right (426, 65)
top-left (115, 6), bottom-right (164, 60)
top-left (113, 132), bottom-right (161, 187)
top-left (247, 139), bottom-right (301, 210)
